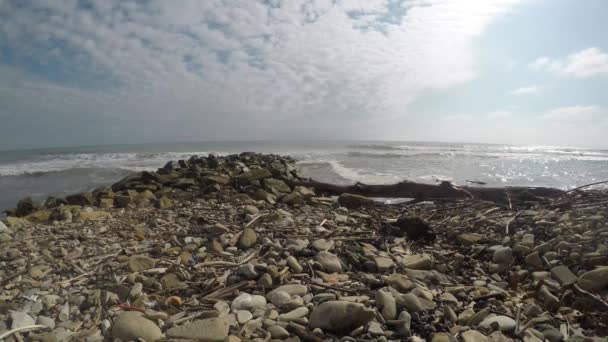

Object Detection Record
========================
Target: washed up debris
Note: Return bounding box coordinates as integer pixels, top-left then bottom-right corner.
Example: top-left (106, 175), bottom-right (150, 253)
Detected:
top-left (1, 152), bottom-right (607, 341)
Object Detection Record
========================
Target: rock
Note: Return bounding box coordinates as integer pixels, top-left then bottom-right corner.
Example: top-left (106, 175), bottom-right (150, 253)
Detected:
top-left (0, 220), bottom-right (9, 233)
top-left (395, 293), bottom-right (424, 313)
top-left (385, 274), bottom-right (414, 291)
top-left (493, 247), bottom-right (514, 264)
top-left (543, 329), bottom-right (564, 342)
top-left (156, 196), bottom-right (173, 209)
top-left (268, 325), bottom-right (290, 339)
top-left (128, 255), bottom-right (157, 272)
top-left (338, 193), bottom-right (375, 209)
top-left (114, 195), bottom-right (132, 208)
top-left (399, 254), bottom-right (433, 270)
top-left (577, 266), bottom-right (608, 291)
top-left (431, 333), bottom-right (457, 342)
top-left (66, 192), bottom-right (96, 206)
top-left (395, 216), bottom-right (436, 241)
top-left (239, 264), bottom-right (258, 279)
top-left (538, 285), bottom-right (560, 311)
top-left (267, 284), bottom-right (308, 298)
top-left (76, 211), bottom-right (111, 221)
top-left (286, 256), bottom-right (304, 273)
top-left (281, 192), bottom-right (304, 206)
top-left (243, 205), bottom-right (259, 215)
top-left (236, 168), bottom-right (272, 184)
top-left (16, 197), bottom-right (36, 217)
top-left (309, 301), bottom-right (376, 333)
top-left (551, 265), bottom-right (578, 286)
top-left (316, 251), bottom-right (342, 272)
top-left (522, 234), bottom-right (535, 247)
top-left (311, 239), bottom-right (334, 252)
top-left (36, 316), bottom-right (56, 329)
top-left (270, 291), bottom-right (291, 307)
top-left (278, 307), bottom-right (309, 321)
top-left (457, 233), bottom-right (484, 246)
top-left (376, 290), bottom-right (397, 320)
top-left (237, 310), bottom-right (253, 324)
top-left (10, 311), bottom-right (35, 329)
top-left (461, 330), bottom-right (488, 342)
top-left (99, 197), bottom-right (114, 208)
top-left (238, 228), bottom-right (257, 249)
top-left (526, 251), bottom-right (544, 269)
top-left (258, 273), bottom-right (273, 288)
top-left (466, 308), bottom-right (492, 327)
top-left (231, 293), bottom-right (267, 311)
top-left (264, 178), bottom-right (291, 194)
top-left (161, 273), bottom-right (185, 289)
top-left (166, 317), bottom-right (230, 341)
top-left (294, 186), bottom-right (315, 198)
top-left (479, 315), bottom-right (517, 332)
top-left (397, 310), bottom-right (412, 336)
top-left (373, 256), bottom-right (395, 272)
top-left (112, 311), bottom-right (163, 342)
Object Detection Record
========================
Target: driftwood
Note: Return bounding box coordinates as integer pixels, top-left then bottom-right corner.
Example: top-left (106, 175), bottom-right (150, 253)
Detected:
top-left (289, 179), bottom-right (564, 204)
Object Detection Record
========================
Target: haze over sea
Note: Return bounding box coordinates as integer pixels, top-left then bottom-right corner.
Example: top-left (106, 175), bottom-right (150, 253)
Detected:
top-left (1, 141), bottom-right (608, 212)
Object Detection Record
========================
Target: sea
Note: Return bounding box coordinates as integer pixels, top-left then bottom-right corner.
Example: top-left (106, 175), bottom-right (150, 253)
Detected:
top-left (1, 141), bottom-right (608, 212)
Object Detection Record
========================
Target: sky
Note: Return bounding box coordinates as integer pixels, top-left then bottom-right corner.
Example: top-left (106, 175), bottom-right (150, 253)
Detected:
top-left (1, 0), bottom-right (608, 150)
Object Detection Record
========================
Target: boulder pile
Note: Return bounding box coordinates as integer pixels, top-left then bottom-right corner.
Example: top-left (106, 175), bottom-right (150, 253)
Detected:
top-left (1, 152), bottom-right (607, 341)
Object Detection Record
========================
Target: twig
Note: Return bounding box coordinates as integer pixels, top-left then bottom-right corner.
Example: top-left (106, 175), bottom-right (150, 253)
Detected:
top-left (564, 180), bottom-right (608, 194)
top-left (245, 213), bottom-right (268, 227)
top-left (572, 284), bottom-right (608, 310)
top-left (0, 325), bottom-right (50, 339)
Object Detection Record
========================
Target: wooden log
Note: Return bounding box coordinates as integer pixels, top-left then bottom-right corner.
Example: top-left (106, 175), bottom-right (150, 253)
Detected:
top-left (288, 179), bottom-right (564, 204)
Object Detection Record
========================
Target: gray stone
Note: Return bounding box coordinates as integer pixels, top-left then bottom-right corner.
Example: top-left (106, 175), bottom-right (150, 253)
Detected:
top-left (543, 329), bottom-right (564, 342)
top-left (316, 251), bottom-right (342, 272)
top-left (376, 290), bottom-right (397, 320)
top-left (399, 254), bottom-right (433, 270)
top-left (237, 310), bottom-right (253, 324)
top-left (112, 311), bottom-right (163, 342)
top-left (267, 284), bottom-right (308, 298)
top-left (270, 291), bottom-right (291, 307)
top-left (367, 321), bottom-right (385, 335)
top-left (577, 266), bottom-right (608, 291)
top-left (268, 325), bottom-right (290, 339)
top-left (551, 265), bottom-right (577, 286)
top-left (522, 234), bottom-right (535, 247)
top-left (239, 263), bottom-right (259, 279)
top-left (493, 247), bottom-right (514, 264)
top-left (278, 307), bottom-right (309, 321)
top-left (479, 315), bottom-right (517, 332)
top-left (238, 228), bottom-right (257, 249)
top-left (312, 239), bottom-right (335, 252)
top-left (525, 251), bottom-right (544, 269)
top-left (128, 255), bottom-right (156, 272)
top-left (36, 315), bottom-right (56, 329)
top-left (373, 256), bottom-right (395, 272)
top-left (309, 301), bottom-right (376, 333)
top-left (130, 282), bottom-right (143, 298)
top-left (461, 330), bottom-right (488, 342)
top-left (166, 317), bottom-right (230, 341)
top-left (286, 256), bottom-right (304, 273)
top-left (231, 293), bottom-right (267, 311)
top-left (395, 293), bottom-right (423, 313)
top-left (338, 193), bottom-right (375, 208)
top-left (397, 310), bottom-right (412, 336)
top-left (10, 311), bottom-right (35, 329)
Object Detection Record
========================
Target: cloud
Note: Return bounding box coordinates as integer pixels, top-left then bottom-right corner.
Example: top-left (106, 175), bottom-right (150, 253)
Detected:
top-left (529, 47), bottom-right (608, 78)
top-left (487, 110), bottom-right (512, 119)
top-left (540, 105), bottom-right (602, 121)
top-left (0, 0), bottom-right (524, 148)
top-left (443, 114), bottom-right (473, 121)
top-left (509, 85), bottom-right (541, 95)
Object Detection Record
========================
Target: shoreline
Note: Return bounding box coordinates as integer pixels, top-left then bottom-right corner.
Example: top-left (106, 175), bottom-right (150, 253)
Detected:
top-left (1, 152), bottom-right (607, 341)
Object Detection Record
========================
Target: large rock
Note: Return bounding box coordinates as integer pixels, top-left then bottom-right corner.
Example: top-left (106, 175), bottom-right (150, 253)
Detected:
top-left (337, 193), bottom-right (375, 209)
top-left (112, 311), bottom-right (163, 342)
top-left (399, 254), bottom-right (433, 270)
top-left (236, 168), bottom-right (272, 184)
top-left (65, 192), bottom-right (96, 206)
top-left (128, 255), bottom-right (157, 272)
top-left (479, 315), bottom-right (516, 332)
top-left (316, 251), bottom-right (342, 272)
top-left (550, 265), bottom-right (577, 286)
top-left (15, 197), bottom-right (36, 217)
top-left (376, 290), bottom-right (397, 320)
top-left (492, 247), bottom-right (514, 264)
top-left (10, 311), bottom-right (35, 329)
top-left (263, 178), bottom-right (291, 193)
top-left (165, 317), bottom-right (230, 341)
top-left (238, 228), bottom-right (257, 249)
top-left (280, 192), bottom-right (304, 206)
top-left (577, 266), bottom-right (608, 291)
top-left (309, 301), bottom-right (376, 333)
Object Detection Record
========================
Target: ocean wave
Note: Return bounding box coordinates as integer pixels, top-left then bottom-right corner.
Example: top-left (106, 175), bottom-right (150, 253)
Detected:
top-left (0, 151), bottom-right (223, 177)
top-left (348, 143), bottom-right (407, 151)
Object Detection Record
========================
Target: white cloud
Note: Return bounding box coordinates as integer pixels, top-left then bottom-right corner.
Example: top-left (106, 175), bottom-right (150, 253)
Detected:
top-left (0, 0), bottom-right (525, 147)
top-left (541, 105), bottom-right (602, 121)
top-left (509, 85), bottom-right (541, 95)
top-left (529, 47), bottom-right (608, 78)
top-left (487, 110), bottom-right (512, 119)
